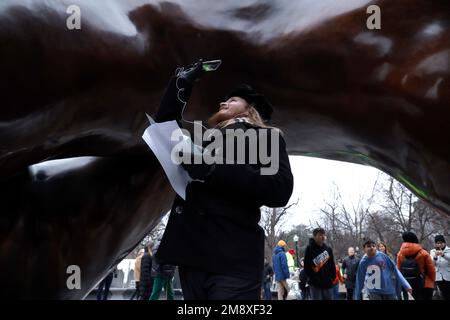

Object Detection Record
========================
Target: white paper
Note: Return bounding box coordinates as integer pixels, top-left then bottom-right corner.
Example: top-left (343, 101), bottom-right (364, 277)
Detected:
top-left (142, 117), bottom-right (192, 200)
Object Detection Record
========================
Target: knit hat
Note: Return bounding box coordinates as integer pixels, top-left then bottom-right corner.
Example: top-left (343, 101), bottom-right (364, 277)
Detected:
top-left (288, 249), bottom-right (296, 255)
top-left (277, 240), bottom-right (287, 247)
top-left (402, 231), bottom-right (419, 244)
top-left (435, 235), bottom-right (446, 243)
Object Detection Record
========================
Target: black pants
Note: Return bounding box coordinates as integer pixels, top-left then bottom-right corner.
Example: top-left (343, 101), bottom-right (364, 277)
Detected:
top-left (412, 287), bottom-right (434, 300)
top-left (130, 281), bottom-right (140, 300)
top-left (301, 287), bottom-right (310, 300)
top-left (139, 278), bottom-right (153, 300)
top-left (346, 288), bottom-right (354, 300)
top-left (155, 77), bottom-right (192, 123)
top-left (96, 272), bottom-right (114, 300)
top-left (179, 266), bottom-right (261, 300)
top-left (437, 280), bottom-right (450, 300)
top-left (402, 287), bottom-right (409, 300)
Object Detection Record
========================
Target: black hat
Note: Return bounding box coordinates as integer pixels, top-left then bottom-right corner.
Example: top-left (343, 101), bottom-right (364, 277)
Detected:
top-left (402, 231), bottom-right (419, 244)
top-left (435, 235), bottom-right (446, 243)
top-left (224, 84), bottom-right (273, 121)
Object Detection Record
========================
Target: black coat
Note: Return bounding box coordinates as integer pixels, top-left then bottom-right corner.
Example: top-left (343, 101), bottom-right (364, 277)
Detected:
top-left (299, 268), bottom-right (308, 292)
top-left (139, 251), bottom-right (154, 300)
top-left (262, 263), bottom-right (274, 283)
top-left (156, 121), bottom-right (294, 282)
top-left (341, 255), bottom-right (360, 289)
top-left (304, 238), bottom-right (336, 289)
top-left (151, 248), bottom-right (176, 278)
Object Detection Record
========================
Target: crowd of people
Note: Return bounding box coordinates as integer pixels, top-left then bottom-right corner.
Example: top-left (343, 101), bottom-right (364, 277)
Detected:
top-left (267, 228), bottom-right (449, 300)
top-left (129, 240), bottom-right (176, 300)
top-left (98, 228), bottom-right (448, 301)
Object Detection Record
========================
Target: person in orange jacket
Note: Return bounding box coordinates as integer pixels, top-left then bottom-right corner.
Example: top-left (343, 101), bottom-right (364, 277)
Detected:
top-left (397, 232), bottom-right (436, 300)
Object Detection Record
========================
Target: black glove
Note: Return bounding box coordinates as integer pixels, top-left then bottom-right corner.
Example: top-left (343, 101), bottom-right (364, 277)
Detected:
top-left (176, 59), bottom-right (206, 84)
top-left (181, 162), bottom-right (216, 182)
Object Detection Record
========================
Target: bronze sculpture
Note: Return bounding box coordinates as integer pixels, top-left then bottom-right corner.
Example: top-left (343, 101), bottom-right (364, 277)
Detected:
top-left (0, 0), bottom-right (449, 298)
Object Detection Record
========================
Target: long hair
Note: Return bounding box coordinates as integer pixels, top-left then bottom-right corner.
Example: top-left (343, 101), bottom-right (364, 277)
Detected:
top-left (146, 240), bottom-right (154, 256)
top-left (377, 241), bottom-right (391, 257)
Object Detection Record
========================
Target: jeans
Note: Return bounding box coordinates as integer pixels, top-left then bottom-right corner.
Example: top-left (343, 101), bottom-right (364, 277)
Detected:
top-left (309, 285), bottom-right (334, 300)
top-left (333, 284), bottom-right (340, 300)
top-left (263, 282), bottom-right (272, 300)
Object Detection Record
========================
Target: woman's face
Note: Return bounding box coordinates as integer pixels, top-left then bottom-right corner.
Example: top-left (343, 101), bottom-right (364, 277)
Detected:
top-left (377, 244), bottom-right (386, 253)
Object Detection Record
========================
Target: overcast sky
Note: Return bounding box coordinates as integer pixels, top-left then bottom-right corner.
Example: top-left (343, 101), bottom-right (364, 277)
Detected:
top-left (283, 155), bottom-right (385, 231)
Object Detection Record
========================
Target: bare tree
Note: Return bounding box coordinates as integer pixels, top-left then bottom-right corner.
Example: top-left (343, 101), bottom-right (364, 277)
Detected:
top-left (310, 173), bottom-right (450, 257)
top-left (127, 213), bottom-right (169, 258)
top-left (260, 199), bottom-right (299, 256)
top-left (382, 177), bottom-right (414, 232)
top-left (313, 182), bottom-right (376, 257)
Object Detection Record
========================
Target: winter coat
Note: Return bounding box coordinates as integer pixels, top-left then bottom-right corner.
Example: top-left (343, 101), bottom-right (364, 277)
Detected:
top-left (304, 238), bottom-right (336, 289)
top-left (332, 265), bottom-right (344, 285)
top-left (299, 268), bottom-right (308, 292)
top-left (430, 246), bottom-right (450, 281)
top-left (354, 251), bottom-right (411, 300)
top-left (262, 263), bottom-right (274, 283)
top-left (397, 242), bottom-right (436, 288)
top-left (139, 251), bottom-right (154, 299)
top-left (341, 255), bottom-right (360, 289)
top-left (286, 252), bottom-right (295, 273)
top-left (134, 255), bottom-right (142, 282)
top-left (151, 248), bottom-right (176, 278)
top-left (156, 121), bottom-right (294, 281)
top-left (272, 246), bottom-right (290, 281)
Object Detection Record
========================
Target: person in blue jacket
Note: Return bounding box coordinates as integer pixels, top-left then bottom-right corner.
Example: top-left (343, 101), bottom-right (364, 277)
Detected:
top-left (272, 240), bottom-right (290, 300)
top-left (354, 239), bottom-right (412, 300)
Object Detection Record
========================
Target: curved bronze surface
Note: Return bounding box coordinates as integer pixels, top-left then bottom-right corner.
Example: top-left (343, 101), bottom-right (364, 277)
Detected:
top-left (0, 0), bottom-right (449, 298)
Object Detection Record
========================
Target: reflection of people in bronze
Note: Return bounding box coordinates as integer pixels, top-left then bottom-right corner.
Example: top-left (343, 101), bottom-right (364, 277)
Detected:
top-left (139, 241), bottom-right (155, 301)
top-left (153, 60), bottom-right (294, 299)
top-left (130, 248), bottom-right (144, 300)
top-left (1, 0), bottom-right (450, 298)
top-left (96, 269), bottom-right (115, 301)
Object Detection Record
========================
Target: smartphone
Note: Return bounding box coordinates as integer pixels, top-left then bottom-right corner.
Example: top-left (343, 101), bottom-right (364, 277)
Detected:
top-left (202, 59), bottom-right (222, 72)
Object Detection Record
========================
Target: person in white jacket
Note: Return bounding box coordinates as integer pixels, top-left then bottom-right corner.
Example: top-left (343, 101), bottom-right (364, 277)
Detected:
top-left (430, 235), bottom-right (450, 300)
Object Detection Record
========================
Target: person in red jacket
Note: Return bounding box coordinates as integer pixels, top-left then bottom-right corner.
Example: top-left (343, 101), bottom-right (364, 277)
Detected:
top-left (397, 232), bottom-right (436, 300)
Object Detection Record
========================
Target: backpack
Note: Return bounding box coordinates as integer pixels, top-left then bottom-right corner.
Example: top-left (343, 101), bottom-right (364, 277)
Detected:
top-left (399, 252), bottom-right (424, 289)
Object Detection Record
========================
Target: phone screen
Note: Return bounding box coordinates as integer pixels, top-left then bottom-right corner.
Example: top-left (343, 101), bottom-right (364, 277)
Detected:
top-left (202, 60), bottom-right (222, 72)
